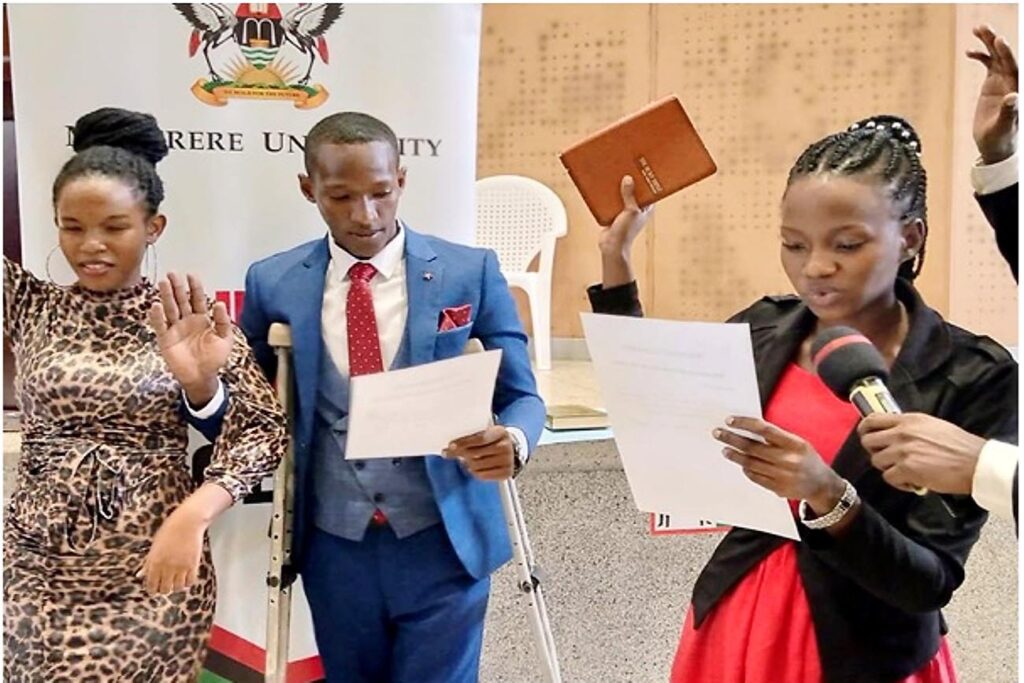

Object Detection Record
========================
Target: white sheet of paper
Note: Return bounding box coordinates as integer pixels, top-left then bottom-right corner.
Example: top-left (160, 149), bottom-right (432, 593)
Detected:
top-left (581, 313), bottom-right (799, 540)
top-left (346, 349), bottom-right (503, 460)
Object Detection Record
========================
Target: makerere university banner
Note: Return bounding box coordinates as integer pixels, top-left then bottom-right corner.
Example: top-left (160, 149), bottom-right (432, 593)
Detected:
top-left (9, 4), bottom-right (482, 681)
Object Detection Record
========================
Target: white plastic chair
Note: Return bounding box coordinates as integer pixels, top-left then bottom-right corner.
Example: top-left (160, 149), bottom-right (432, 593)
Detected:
top-left (475, 175), bottom-right (568, 371)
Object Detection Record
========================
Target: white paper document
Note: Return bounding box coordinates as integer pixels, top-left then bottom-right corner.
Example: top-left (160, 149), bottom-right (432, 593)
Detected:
top-left (346, 349), bottom-right (503, 460)
top-left (581, 313), bottom-right (799, 540)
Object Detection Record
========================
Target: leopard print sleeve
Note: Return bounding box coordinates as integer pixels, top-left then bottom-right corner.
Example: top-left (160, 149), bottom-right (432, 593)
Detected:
top-left (203, 324), bottom-right (287, 503)
top-left (4, 256), bottom-right (47, 342)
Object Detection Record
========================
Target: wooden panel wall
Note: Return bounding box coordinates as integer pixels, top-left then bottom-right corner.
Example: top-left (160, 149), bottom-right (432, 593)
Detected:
top-left (478, 4), bottom-right (654, 337)
top-left (649, 4), bottom-right (955, 322)
top-left (479, 4), bottom-right (1018, 345)
top-left (949, 4), bottom-right (1018, 343)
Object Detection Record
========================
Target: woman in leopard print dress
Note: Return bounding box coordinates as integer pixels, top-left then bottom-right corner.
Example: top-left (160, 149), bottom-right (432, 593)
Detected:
top-left (3, 108), bottom-right (286, 681)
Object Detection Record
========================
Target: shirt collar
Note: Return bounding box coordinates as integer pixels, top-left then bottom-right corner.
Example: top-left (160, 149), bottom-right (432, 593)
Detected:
top-left (328, 221), bottom-right (406, 282)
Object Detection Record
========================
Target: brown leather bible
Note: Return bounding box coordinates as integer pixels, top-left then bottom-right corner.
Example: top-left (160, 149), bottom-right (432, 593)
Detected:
top-left (559, 95), bottom-right (717, 225)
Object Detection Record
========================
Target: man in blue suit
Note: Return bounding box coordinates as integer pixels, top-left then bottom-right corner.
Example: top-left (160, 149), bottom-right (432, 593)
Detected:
top-left (203, 111), bottom-right (545, 682)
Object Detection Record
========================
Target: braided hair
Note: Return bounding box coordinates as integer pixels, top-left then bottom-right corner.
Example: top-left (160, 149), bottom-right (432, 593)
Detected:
top-left (53, 107), bottom-right (169, 216)
top-left (786, 115), bottom-right (928, 280)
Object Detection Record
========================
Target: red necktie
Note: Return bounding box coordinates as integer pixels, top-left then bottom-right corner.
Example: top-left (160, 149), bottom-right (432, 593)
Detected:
top-left (346, 262), bottom-right (384, 377)
top-left (347, 263), bottom-right (390, 527)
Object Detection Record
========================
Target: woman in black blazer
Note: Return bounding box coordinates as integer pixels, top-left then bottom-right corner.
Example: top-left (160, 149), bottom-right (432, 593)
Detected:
top-left (589, 115), bottom-right (1018, 683)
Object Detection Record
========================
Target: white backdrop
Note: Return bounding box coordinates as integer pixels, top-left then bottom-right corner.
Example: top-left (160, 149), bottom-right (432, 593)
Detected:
top-left (9, 3), bottom-right (482, 676)
top-left (9, 3), bottom-right (481, 290)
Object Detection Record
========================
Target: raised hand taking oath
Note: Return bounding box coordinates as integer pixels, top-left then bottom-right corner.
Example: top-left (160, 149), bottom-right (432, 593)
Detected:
top-left (149, 271), bottom-right (233, 407)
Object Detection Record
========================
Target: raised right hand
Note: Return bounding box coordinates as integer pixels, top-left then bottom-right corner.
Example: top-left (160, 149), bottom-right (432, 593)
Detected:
top-left (968, 25), bottom-right (1018, 164)
top-left (598, 175), bottom-right (653, 257)
top-left (148, 272), bottom-right (233, 406)
top-left (597, 175), bottom-right (653, 288)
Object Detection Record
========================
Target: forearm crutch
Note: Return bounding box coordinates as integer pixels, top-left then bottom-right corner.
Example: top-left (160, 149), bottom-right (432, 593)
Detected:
top-left (500, 477), bottom-right (562, 682)
top-left (266, 323), bottom-right (296, 683)
top-left (464, 339), bottom-right (562, 683)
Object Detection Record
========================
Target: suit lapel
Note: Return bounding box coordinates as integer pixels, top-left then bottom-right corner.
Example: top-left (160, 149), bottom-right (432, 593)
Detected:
top-left (751, 304), bottom-right (814, 409)
top-left (288, 238), bottom-right (329, 442)
top-left (404, 229), bottom-right (442, 366)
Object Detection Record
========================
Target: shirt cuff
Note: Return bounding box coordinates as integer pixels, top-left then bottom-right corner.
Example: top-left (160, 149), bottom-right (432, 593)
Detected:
top-left (971, 439), bottom-right (1018, 521)
top-left (182, 378), bottom-right (226, 419)
top-left (971, 152), bottom-right (1018, 195)
top-left (506, 426), bottom-right (530, 463)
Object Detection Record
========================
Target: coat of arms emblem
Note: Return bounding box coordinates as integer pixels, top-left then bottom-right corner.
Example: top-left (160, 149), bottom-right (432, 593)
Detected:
top-left (173, 3), bottom-right (344, 109)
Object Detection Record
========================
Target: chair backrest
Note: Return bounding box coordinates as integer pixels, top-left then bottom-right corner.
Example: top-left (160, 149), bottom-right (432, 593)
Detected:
top-left (475, 175), bottom-right (568, 273)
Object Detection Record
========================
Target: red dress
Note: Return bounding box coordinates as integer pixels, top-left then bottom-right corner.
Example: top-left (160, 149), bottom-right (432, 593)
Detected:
top-left (670, 363), bottom-right (957, 683)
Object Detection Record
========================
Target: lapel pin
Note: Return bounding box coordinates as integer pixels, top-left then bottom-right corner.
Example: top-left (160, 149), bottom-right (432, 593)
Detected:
top-left (423, 272), bottom-right (434, 281)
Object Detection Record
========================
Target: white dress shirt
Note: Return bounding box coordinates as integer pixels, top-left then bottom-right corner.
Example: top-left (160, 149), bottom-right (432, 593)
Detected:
top-left (972, 439), bottom-right (1018, 522)
top-left (323, 224), bottom-right (409, 375)
top-left (188, 225), bottom-right (529, 460)
top-left (971, 151), bottom-right (1018, 195)
top-left (185, 380), bottom-right (226, 419)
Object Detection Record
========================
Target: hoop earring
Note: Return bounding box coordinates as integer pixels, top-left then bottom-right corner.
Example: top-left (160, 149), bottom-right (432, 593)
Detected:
top-left (144, 242), bottom-right (159, 283)
top-left (45, 246), bottom-right (75, 287)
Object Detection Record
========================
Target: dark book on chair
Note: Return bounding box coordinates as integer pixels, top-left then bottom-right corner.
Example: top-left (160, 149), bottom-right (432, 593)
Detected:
top-left (558, 95), bottom-right (718, 226)
top-left (545, 404), bottom-right (609, 431)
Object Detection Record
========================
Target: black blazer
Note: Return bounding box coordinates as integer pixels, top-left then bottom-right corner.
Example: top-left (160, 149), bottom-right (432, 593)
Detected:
top-left (588, 279), bottom-right (1018, 683)
top-left (976, 183), bottom-right (1019, 526)
top-left (976, 182), bottom-right (1018, 283)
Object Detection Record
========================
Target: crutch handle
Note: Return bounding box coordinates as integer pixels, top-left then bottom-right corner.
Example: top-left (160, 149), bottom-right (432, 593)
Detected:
top-left (269, 322), bottom-right (293, 350)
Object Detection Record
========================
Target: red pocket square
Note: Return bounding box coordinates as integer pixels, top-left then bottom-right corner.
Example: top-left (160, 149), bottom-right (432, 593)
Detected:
top-left (438, 304), bottom-right (472, 332)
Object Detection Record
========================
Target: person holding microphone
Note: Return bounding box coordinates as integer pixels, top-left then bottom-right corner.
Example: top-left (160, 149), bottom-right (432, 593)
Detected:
top-left (860, 25), bottom-right (1019, 526)
top-left (589, 113), bottom-right (1017, 681)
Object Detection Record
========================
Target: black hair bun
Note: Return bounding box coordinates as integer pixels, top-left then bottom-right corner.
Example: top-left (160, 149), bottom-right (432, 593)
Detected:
top-left (72, 107), bottom-right (169, 165)
top-left (847, 114), bottom-right (922, 154)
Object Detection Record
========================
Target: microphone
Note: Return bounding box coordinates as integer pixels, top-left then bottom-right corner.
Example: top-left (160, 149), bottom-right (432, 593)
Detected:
top-left (811, 326), bottom-right (900, 416)
top-left (811, 326), bottom-right (926, 495)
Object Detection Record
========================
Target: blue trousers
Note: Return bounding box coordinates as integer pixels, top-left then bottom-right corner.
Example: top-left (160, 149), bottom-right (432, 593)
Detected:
top-left (301, 523), bottom-right (491, 683)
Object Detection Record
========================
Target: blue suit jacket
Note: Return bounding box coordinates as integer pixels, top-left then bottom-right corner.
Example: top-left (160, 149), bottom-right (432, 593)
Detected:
top-left (228, 227), bottom-right (545, 579)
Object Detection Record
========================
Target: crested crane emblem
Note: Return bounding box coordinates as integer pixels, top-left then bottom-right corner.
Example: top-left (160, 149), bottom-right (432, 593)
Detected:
top-left (173, 3), bottom-right (344, 109)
